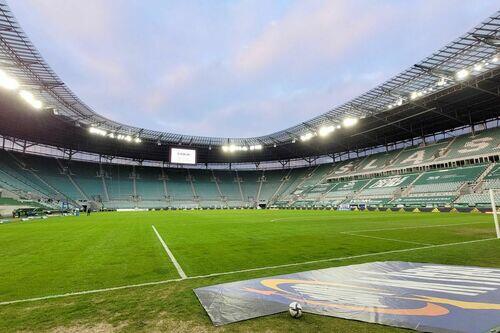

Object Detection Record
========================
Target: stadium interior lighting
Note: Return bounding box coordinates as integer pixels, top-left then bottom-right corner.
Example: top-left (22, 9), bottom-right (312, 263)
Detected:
top-left (318, 125), bottom-right (335, 137)
top-left (473, 63), bottom-right (483, 72)
top-left (300, 132), bottom-right (315, 142)
top-left (455, 69), bottom-right (469, 80)
top-left (222, 144), bottom-right (262, 153)
top-left (0, 69), bottom-right (19, 90)
top-left (89, 127), bottom-right (107, 136)
top-left (19, 90), bottom-right (43, 109)
top-left (89, 127), bottom-right (141, 143)
top-left (342, 117), bottom-right (358, 127)
top-left (493, 54), bottom-right (499, 63)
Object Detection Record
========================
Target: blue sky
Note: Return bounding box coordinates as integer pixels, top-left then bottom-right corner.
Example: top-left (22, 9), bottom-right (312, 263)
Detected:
top-left (8, 1), bottom-right (499, 138)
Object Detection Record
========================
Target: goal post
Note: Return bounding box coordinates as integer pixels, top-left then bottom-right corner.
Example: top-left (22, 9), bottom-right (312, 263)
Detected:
top-left (488, 188), bottom-right (500, 238)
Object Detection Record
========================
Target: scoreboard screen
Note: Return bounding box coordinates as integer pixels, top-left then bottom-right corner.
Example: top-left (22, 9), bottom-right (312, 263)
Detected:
top-left (170, 148), bottom-right (196, 164)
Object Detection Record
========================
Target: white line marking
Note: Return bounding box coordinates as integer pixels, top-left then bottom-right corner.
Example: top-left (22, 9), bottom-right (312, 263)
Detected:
top-left (152, 225), bottom-right (187, 279)
top-left (341, 232), bottom-right (432, 246)
top-left (0, 277), bottom-right (184, 306)
top-left (347, 222), bottom-right (489, 233)
top-left (1, 237), bottom-right (497, 307)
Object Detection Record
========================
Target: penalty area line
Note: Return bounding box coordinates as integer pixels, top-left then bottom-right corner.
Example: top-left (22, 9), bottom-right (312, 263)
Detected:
top-left (0, 237), bottom-right (497, 307)
top-left (152, 225), bottom-right (187, 279)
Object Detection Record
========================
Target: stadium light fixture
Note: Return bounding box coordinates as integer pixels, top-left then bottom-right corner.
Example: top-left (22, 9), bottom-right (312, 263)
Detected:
top-left (455, 69), bottom-right (469, 80)
top-left (342, 117), bottom-right (358, 127)
top-left (473, 63), bottom-right (483, 72)
top-left (89, 127), bottom-right (107, 136)
top-left (318, 125), bottom-right (335, 137)
top-left (492, 54), bottom-right (499, 63)
top-left (19, 90), bottom-right (43, 109)
top-left (300, 132), bottom-right (315, 142)
top-left (0, 69), bottom-right (19, 90)
top-left (222, 144), bottom-right (262, 153)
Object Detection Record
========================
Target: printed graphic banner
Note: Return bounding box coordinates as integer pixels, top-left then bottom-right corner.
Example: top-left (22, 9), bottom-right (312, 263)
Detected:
top-left (194, 261), bottom-right (500, 332)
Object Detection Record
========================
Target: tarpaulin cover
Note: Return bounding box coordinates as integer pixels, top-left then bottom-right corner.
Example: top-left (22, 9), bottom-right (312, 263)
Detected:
top-left (194, 261), bottom-right (500, 332)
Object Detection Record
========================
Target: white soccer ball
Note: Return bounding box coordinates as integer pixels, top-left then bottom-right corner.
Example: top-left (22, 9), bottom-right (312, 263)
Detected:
top-left (288, 302), bottom-right (303, 318)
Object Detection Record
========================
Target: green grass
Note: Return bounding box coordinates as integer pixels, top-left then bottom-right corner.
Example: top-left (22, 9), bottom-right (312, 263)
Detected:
top-left (0, 209), bottom-right (498, 332)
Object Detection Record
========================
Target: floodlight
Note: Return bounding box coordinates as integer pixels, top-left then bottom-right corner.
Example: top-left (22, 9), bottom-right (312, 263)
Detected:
top-left (492, 54), bottom-right (499, 63)
top-left (222, 145), bottom-right (228, 152)
top-left (89, 127), bottom-right (107, 136)
top-left (455, 69), bottom-right (469, 80)
top-left (19, 90), bottom-right (43, 109)
top-left (473, 63), bottom-right (483, 71)
top-left (0, 70), bottom-right (19, 90)
top-left (342, 117), bottom-right (358, 127)
top-left (134, 137), bottom-right (141, 143)
top-left (300, 132), bottom-right (314, 142)
top-left (19, 90), bottom-right (34, 101)
top-left (31, 99), bottom-right (43, 109)
top-left (437, 77), bottom-right (446, 86)
top-left (318, 125), bottom-right (335, 137)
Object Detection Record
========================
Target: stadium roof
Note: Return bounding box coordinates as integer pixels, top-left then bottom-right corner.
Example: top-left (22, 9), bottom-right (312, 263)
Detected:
top-left (0, 2), bottom-right (499, 163)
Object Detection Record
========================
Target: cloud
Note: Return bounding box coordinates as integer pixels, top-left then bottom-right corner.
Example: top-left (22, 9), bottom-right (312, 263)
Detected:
top-left (232, 1), bottom-right (390, 76)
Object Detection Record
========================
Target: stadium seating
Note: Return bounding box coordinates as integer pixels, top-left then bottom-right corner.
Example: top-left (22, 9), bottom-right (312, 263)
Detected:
top-left (390, 141), bottom-right (450, 169)
top-left (437, 127), bottom-right (500, 161)
top-left (1, 127), bottom-right (499, 212)
top-left (213, 170), bottom-right (241, 201)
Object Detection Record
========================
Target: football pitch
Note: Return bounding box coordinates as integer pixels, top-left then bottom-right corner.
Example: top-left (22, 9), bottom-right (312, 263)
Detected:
top-left (0, 210), bottom-right (499, 332)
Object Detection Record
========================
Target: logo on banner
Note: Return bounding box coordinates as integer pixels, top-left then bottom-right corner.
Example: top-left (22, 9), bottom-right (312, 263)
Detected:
top-left (244, 264), bottom-right (500, 317)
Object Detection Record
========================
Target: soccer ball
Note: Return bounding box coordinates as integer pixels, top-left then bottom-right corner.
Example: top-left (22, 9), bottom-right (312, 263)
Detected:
top-left (288, 302), bottom-right (303, 318)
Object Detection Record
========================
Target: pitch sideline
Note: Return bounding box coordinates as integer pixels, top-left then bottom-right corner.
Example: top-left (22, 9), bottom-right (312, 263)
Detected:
top-left (1, 237), bottom-right (497, 307)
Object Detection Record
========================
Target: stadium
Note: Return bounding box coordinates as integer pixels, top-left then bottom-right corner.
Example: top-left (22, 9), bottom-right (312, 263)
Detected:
top-left (0, 2), bottom-right (499, 332)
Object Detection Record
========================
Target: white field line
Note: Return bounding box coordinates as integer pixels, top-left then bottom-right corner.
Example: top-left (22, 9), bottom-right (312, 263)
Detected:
top-left (346, 222), bottom-right (489, 233)
top-left (1, 237), bottom-right (497, 307)
top-left (152, 225), bottom-right (187, 279)
top-left (340, 232), bottom-right (432, 246)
